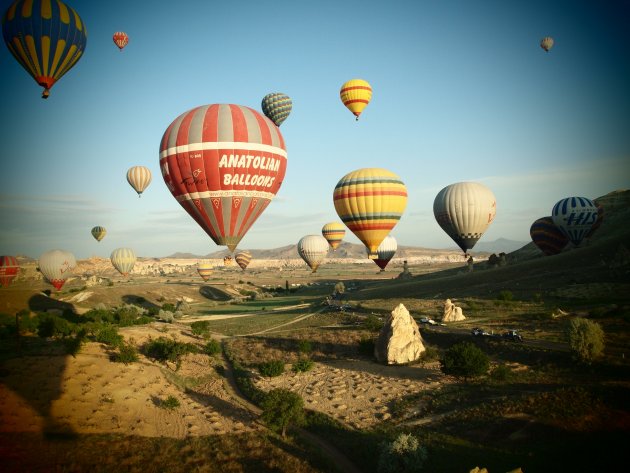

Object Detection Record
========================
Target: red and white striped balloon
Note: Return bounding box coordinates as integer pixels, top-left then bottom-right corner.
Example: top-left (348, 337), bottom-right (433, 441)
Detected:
top-left (113, 31), bottom-right (129, 51)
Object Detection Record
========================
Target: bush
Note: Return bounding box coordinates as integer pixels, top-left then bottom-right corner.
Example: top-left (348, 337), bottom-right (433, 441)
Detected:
top-left (358, 337), bottom-right (375, 357)
top-left (364, 314), bottom-right (384, 332)
top-left (496, 290), bottom-right (514, 301)
top-left (158, 310), bottom-right (174, 323)
top-left (112, 342), bottom-right (139, 364)
top-left (114, 306), bottom-right (141, 326)
top-left (84, 308), bottom-right (115, 324)
top-left (490, 363), bottom-right (514, 382)
top-left (144, 337), bottom-right (198, 368)
top-left (191, 320), bottom-right (211, 336)
top-left (63, 333), bottom-right (85, 357)
top-left (297, 339), bottom-right (312, 355)
top-left (258, 360), bottom-right (285, 377)
top-left (261, 388), bottom-right (305, 437)
top-left (37, 314), bottom-right (73, 338)
top-left (292, 359), bottom-right (314, 373)
top-left (440, 341), bottom-right (489, 380)
top-left (96, 325), bottom-right (123, 347)
top-left (204, 339), bottom-right (221, 356)
top-left (161, 303), bottom-right (176, 312)
top-left (419, 345), bottom-right (440, 364)
top-left (17, 309), bottom-right (38, 333)
top-left (565, 317), bottom-right (605, 363)
top-left (377, 433), bottom-right (428, 473)
top-left (159, 395), bottom-right (180, 410)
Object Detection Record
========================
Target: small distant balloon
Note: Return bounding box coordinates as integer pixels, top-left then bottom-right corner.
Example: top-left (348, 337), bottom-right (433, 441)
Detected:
top-left (38, 249), bottom-right (76, 290)
top-left (370, 235), bottom-right (397, 271)
top-left (0, 256), bottom-right (19, 287)
top-left (127, 166), bottom-right (152, 197)
top-left (91, 226), bottom-right (107, 242)
top-left (340, 79), bottom-right (372, 120)
top-left (113, 31), bottom-right (128, 51)
top-left (529, 217), bottom-right (568, 256)
top-left (197, 261), bottom-right (213, 281)
top-left (322, 222), bottom-right (346, 251)
top-left (235, 251), bottom-right (252, 270)
top-left (223, 256), bottom-right (233, 267)
top-left (110, 247), bottom-right (136, 276)
top-left (540, 36), bottom-right (554, 52)
top-left (551, 197), bottom-right (598, 247)
top-left (261, 93), bottom-right (292, 127)
top-left (297, 235), bottom-right (329, 273)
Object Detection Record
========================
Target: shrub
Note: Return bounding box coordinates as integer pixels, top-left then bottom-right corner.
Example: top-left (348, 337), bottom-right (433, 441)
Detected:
top-left (84, 308), bottom-right (114, 324)
top-left (297, 339), bottom-right (312, 355)
top-left (204, 339), bottom-right (221, 356)
top-left (191, 320), bottom-right (211, 336)
top-left (16, 309), bottom-right (38, 334)
top-left (364, 314), bottom-right (384, 332)
top-left (114, 306), bottom-right (141, 326)
top-left (419, 345), bottom-right (440, 364)
top-left (95, 325), bottom-right (123, 347)
top-left (292, 359), bottom-right (314, 373)
top-left (377, 433), bottom-right (428, 473)
top-left (144, 337), bottom-right (198, 367)
top-left (63, 333), bottom-right (85, 357)
top-left (112, 342), bottom-right (139, 364)
top-left (158, 310), bottom-right (174, 323)
top-left (159, 395), bottom-right (180, 410)
top-left (440, 341), bottom-right (490, 380)
top-left (358, 337), bottom-right (375, 357)
top-left (37, 314), bottom-right (73, 338)
top-left (261, 388), bottom-right (305, 437)
top-left (258, 360), bottom-right (285, 377)
top-left (161, 303), bottom-right (176, 312)
top-left (496, 290), bottom-right (514, 301)
top-left (565, 318), bottom-right (605, 363)
top-left (490, 363), bottom-right (514, 382)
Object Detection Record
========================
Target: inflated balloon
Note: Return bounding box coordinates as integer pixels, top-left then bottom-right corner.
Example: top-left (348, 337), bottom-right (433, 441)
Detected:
top-left (321, 222), bottom-right (345, 251)
top-left (223, 256), bottom-right (233, 267)
top-left (197, 261), bottom-right (212, 281)
top-left (369, 235), bottom-right (397, 271)
top-left (261, 93), bottom-right (292, 127)
top-left (91, 226), bottom-right (107, 242)
top-left (127, 166), bottom-right (152, 197)
top-left (529, 217), bottom-right (568, 256)
top-left (540, 36), bottom-right (554, 52)
top-left (0, 256), bottom-right (19, 287)
top-left (551, 197), bottom-right (598, 246)
top-left (2, 0), bottom-right (87, 99)
top-left (334, 168), bottom-right (407, 258)
top-left (297, 235), bottom-right (329, 273)
top-left (38, 249), bottom-right (76, 290)
top-left (585, 204), bottom-right (604, 239)
top-left (235, 251), bottom-right (252, 270)
top-left (433, 182), bottom-right (496, 255)
top-left (160, 104), bottom-right (287, 252)
top-left (110, 247), bottom-right (136, 276)
top-left (340, 79), bottom-right (372, 120)
top-left (113, 31), bottom-right (128, 51)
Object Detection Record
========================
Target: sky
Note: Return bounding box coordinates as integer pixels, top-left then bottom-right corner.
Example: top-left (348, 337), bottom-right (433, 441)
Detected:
top-left (0, 0), bottom-right (629, 259)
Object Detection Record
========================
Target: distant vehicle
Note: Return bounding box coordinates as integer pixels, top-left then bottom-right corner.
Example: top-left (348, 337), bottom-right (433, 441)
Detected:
top-left (471, 327), bottom-right (491, 336)
top-left (420, 317), bottom-right (437, 325)
top-left (502, 330), bottom-right (523, 342)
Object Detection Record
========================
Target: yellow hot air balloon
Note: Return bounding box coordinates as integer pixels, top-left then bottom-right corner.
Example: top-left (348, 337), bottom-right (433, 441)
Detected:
top-left (540, 36), bottom-right (554, 52)
top-left (333, 168), bottom-right (407, 258)
top-left (340, 79), bottom-right (372, 120)
top-left (197, 261), bottom-right (213, 281)
top-left (110, 247), bottom-right (136, 276)
top-left (322, 222), bottom-right (346, 251)
top-left (91, 226), bottom-right (107, 242)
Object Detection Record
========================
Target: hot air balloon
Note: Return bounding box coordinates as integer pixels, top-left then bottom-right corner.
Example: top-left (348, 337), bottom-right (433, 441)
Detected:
top-left (261, 93), bottom-right (292, 127)
top-left (110, 247), bottom-right (136, 276)
top-left (322, 222), bottom-right (346, 251)
top-left (585, 204), bottom-right (604, 239)
top-left (540, 36), bottom-right (554, 52)
top-left (91, 226), bottom-right (107, 242)
top-left (529, 217), bottom-right (569, 256)
top-left (0, 256), bottom-right (19, 287)
top-left (369, 235), bottom-right (397, 271)
top-left (112, 31), bottom-right (128, 51)
top-left (127, 166), bottom-right (152, 197)
top-left (340, 79), bottom-right (372, 120)
top-left (38, 249), bottom-right (76, 290)
top-left (297, 235), bottom-right (329, 273)
top-left (160, 104), bottom-right (287, 252)
top-left (2, 0), bottom-right (87, 99)
top-left (433, 182), bottom-right (496, 255)
top-left (235, 251), bottom-right (252, 270)
top-left (334, 168), bottom-right (407, 259)
top-left (223, 255), bottom-right (233, 267)
top-left (197, 261), bottom-right (212, 281)
top-left (551, 197), bottom-right (598, 247)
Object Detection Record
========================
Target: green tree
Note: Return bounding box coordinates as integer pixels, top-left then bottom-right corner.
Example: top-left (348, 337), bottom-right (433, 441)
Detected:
top-left (440, 341), bottom-right (489, 380)
top-left (261, 388), bottom-right (305, 437)
top-left (377, 433), bottom-right (428, 473)
top-left (565, 318), bottom-right (605, 363)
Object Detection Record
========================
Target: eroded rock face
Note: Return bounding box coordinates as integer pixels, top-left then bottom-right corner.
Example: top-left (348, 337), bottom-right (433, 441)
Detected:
top-left (375, 303), bottom-right (425, 365)
top-left (442, 298), bottom-right (466, 322)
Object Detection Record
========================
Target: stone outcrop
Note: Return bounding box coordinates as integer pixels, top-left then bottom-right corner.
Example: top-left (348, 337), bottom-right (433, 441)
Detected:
top-left (375, 303), bottom-right (425, 365)
top-left (442, 298), bottom-right (466, 322)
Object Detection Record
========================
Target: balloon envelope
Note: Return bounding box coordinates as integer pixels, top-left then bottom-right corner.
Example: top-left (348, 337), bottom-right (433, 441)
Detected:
top-left (322, 222), bottom-right (346, 251)
top-left (433, 182), bottom-right (496, 254)
top-left (369, 235), bottom-right (397, 270)
top-left (297, 235), bottom-right (329, 273)
top-left (333, 168), bottom-right (407, 258)
top-left (530, 217), bottom-right (568, 256)
top-left (540, 36), bottom-right (554, 52)
top-left (160, 104), bottom-right (287, 252)
top-left (223, 256), bottom-right (233, 267)
top-left (197, 261), bottom-right (213, 281)
top-left (127, 166), bottom-right (152, 196)
top-left (2, 0), bottom-right (87, 98)
top-left (340, 79), bottom-right (372, 120)
top-left (110, 247), bottom-right (136, 276)
top-left (551, 197), bottom-right (598, 246)
top-left (261, 93), bottom-right (292, 127)
top-left (235, 251), bottom-right (252, 270)
top-left (91, 226), bottom-right (107, 242)
top-left (113, 31), bottom-right (128, 50)
top-left (0, 255), bottom-right (19, 287)
top-left (39, 249), bottom-right (76, 290)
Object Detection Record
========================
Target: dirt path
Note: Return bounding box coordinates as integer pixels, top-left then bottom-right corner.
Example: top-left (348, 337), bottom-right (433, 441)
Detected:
top-left (246, 307), bottom-right (325, 335)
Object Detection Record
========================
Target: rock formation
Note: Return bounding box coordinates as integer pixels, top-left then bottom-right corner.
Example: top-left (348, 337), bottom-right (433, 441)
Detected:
top-left (442, 298), bottom-right (466, 322)
top-left (375, 303), bottom-right (425, 365)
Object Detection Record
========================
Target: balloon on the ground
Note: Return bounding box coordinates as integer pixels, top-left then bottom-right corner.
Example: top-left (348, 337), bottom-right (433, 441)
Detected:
top-left (340, 79), bottom-right (372, 120)
top-left (433, 182), bottom-right (496, 255)
top-left (540, 36), bottom-right (554, 52)
top-left (38, 249), bottom-right (76, 290)
top-left (261, 93), bottom-right (292, 127)
top-left (197, 261), bottom-right (212, 281)
top-left (2, 0), bottom-right (87, 99)
top-left (529, 217), bottom-right (568, 256)
top-left (334, 168), bottom-right (407, 258)
top-left (551, 197), bottom-right (598, 246)
top-left (113, 31), bottom-right (128, 51)
top-left (91, 226), bottom-right (107, 242)
top-left (297, 235), bottom-right (329, 273)
top-left (321, 222), bottom-right (346, 251)
top-left (0, 256), bottom-right (19, 287)
top-left (235, 251), bottom-right (252, 270)
top-left (110, 247), bottom-right (136, 276)
top-left (127, 166), bottom-right (152, 197)
top-left (370, 235), bottom-right (397, 271)
top-left (159, 104), bottom-right (287, 252)
top-left (223, 256), bottom-right (233, 267)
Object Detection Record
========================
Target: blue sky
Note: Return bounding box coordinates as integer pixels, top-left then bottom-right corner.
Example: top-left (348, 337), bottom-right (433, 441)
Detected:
top-left (1, 0), bottom-right (628, 259)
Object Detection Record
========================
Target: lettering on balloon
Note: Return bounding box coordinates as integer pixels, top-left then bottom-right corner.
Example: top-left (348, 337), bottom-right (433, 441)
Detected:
top-left (218, 154), bottom-right (281, 172)
top-left (223, 174), bottom-right (276, 187)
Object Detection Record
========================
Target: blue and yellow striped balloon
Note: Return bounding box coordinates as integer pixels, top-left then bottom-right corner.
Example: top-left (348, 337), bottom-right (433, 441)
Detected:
top-left (261, 93), bottom-right (292, 127)
top-left (2, 0), bottom-right (87, 98)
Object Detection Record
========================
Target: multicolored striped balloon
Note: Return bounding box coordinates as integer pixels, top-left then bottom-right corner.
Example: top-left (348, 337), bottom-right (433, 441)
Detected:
top-left (235, 250), bottom-right (252, 270)
top-left (297, 235), bottom-right (329, 273)
top-left (160, 104), bottom-right (287, 252)
top-left (370, 235), bottom-right (397, 271)
top-left (551, 196), bottom-right (598, 247)
top-left (91, 226), bottom-right (107, 242)
top-left (321, 222), bottom-right (346, 251)
top-left (110, 247), bottom-right (136, 276)
top-left (2, 0), bottom-right (87, 99)
top-left (261, 93), bottom-right (292, 127)
top-left (112, 31), bottom-right (128, 51)
top-left (197, 261), bottom-right (213, 281)
top-left (333, 168), bottom-right (407, 258)
top-left (223, 255), bottom-right (233, 267)
top-left (529, 217), bottom-right (568, 256)
top-left (0, 256), bottom-right (19, 287)
top-left (340, 79), bottom-right (372, 120)
top-left (38, 249), bottom-right (76, 290)
top-left (127, 166), bottom-right (152, 197)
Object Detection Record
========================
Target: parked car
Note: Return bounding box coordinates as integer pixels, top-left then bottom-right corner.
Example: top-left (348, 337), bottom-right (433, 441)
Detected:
top-left (419, 317), bottom-right (437, 325)
top-left (502, 330), bottom-right (523, 342)
top-left (471, 327), bottom-right (491, 336)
